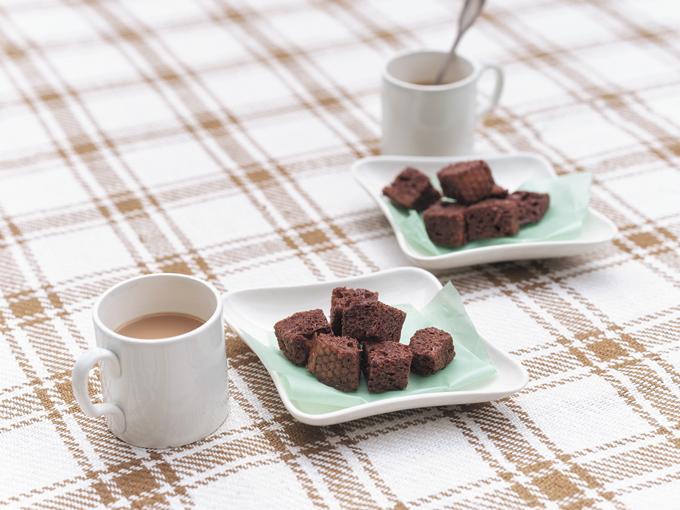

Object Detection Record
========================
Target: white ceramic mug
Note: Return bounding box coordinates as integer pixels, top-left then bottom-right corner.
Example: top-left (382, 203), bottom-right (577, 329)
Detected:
top-left (381, 49), bottom-right (504, 156)
top-left (72, 273), bottom-right (229, 448)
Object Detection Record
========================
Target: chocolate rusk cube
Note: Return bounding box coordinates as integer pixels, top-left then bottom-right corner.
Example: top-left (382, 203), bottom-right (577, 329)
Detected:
top-left (490, 184), bottom-right (508, 199)
top-left (307, 333), bottom-right (361, 392)
top-left (508, 191), bottom-right (550, 226)
top-left (437, 160), bottom-right (494, 204)
top-left (330, 287), bottom-right (379, 336)
top-left (464, 199), bottom-right (520, 240)
top-left (409, 327), bottom-right (455, 376)
top-left (382, 167), bottom-right (441, 211)
top-left (423, 201), bottom-right (467, 248)
top-left (274, 309), bottom-right (331, 366)
top-left (342, 301), bottom-right (406, 343)
top-left (362, 341), bottom-right (412, 393)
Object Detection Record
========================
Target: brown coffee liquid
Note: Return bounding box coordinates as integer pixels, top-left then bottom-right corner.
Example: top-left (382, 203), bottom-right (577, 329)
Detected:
top-left (412, 80), bottom-right (456, 86)
top-left (115, 313), bottom-right (205, 339)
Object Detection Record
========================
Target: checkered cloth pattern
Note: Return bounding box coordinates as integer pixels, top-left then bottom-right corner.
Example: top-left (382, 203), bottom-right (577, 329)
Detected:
top-left (1, 0), bottom-right (680, 508)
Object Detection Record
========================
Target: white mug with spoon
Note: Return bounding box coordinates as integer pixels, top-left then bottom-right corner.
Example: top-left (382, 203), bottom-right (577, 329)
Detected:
top-left (381, 0), bottom-right (503, 157)
top-left (381, 50), bottom-right (504, 157)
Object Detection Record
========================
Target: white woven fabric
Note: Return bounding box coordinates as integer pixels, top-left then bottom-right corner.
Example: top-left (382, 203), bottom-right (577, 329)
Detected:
top-left (1, 0), bottom-right (679, 508)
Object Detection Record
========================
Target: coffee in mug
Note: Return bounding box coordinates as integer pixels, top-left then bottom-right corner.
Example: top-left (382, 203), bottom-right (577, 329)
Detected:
top-left (115, 312), bottom-right (205, 339)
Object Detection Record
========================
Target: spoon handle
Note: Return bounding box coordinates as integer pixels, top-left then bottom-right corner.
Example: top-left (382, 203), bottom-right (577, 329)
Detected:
top-left (433, 0), bottom-right (486, 85)
top-left (433, 35), bottom-right (463, 86)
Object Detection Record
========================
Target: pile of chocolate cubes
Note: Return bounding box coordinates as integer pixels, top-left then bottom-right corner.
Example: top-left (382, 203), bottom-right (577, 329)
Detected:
top-left (274, 287), bottom-right (455, 393)
top-left (382, 160), bottom-right (550, 248)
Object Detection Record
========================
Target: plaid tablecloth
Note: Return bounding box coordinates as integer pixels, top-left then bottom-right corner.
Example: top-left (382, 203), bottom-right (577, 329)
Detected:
top-left (2, 0), bottom-right (680, 508)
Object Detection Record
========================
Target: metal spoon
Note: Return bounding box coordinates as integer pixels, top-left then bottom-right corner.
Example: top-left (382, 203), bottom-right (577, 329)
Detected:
top-left (433, 0), bottom-right (486, 85)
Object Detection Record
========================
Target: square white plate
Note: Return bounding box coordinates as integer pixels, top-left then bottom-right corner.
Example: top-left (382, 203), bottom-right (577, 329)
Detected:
top-left (352, 153), bottom-right (618, 270)
top-left (222, 267), bottom-right (529, 426)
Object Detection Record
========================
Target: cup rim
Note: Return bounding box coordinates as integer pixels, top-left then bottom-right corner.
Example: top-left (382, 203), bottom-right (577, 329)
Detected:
top-left (383, 49), bottom-right (479, 91)
top-left (92, 273), bottom-right (223, 344)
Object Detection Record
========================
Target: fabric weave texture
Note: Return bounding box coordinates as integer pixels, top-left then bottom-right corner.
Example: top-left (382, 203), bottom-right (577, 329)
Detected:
top-left (1, 0), bottom-right (679, 508)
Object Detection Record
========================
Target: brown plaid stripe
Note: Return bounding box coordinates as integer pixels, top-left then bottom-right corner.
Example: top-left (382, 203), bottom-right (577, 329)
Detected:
top-left (1, 0), bottom-right (680, 508)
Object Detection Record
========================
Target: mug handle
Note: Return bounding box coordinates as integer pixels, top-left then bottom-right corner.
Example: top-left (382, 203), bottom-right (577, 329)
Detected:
top-left (72, 348), bottom-right (125, 432)
top-left (476, 61), bottom-right (504, 120)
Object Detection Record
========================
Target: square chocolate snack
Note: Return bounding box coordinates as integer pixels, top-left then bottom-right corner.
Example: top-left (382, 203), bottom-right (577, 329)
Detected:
top-left (437, 160), bottom-right (495, 204)
top-left (423, 200), bottom-right (467, 248)
top-left (464, 199), bottom-right (520, 240)
top-left (362, 340), bottom-right (412, 393)
top-left (330, 287), bottom-right (378, 336)
top-left (341, 301), bottom-right (406, 343)
top-left (409, 327), bottom-right (455, 376)
top-left (490, 184), bottom-right (508, 199)
top-left (274, 309), bottom-right (331, 366)
top-left (307, 333), bottom-right (361, 392)
top-left (382, 167), bottom-right (441, 211)
top-left (508, 191), bottom-right (550, 226)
